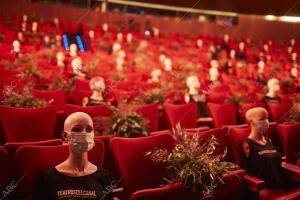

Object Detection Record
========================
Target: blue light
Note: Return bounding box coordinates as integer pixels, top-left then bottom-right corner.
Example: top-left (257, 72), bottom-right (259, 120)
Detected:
top-left (76, 35), bottom-right (85, 52)
top-left (63, 34), bottom-right (70, 50)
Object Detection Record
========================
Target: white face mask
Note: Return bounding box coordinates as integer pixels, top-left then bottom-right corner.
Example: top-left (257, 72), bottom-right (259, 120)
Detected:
top-left (254, 119), bottom-right (269, 134)
top-left (68, 132), bottom-right (94, 153)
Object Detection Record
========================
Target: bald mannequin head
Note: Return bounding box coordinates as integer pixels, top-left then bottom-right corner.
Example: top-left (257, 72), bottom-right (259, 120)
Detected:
top-left (64, 112), bottom-right (93, 133)
top-left (246, 107), bottom-right (269, 135)
top-left (63, 112), bottom-right (95, 154)
top-left (246, 107), bottom-right (268, 123)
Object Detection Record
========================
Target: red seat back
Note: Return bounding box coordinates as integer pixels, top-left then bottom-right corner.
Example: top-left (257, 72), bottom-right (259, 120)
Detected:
top-left (113, 89), bottom-right (140, 105)
top-left (278, 123), bottom-right (300, 164)
top-left (74, 78), bottom-right (91, 91)
top-left (71, 89), bottom-right (92, 106)
top-left (0, 147), bottom-right (9, 191)
top-left (207, 103), bottom-right (237, 128)
top-left (94, 135), bottom-right (120, 182)
top-left (33, 89), bottom-right (66, 110)
top-left (110, 133), bottom-right (176, 200)
top-left (163, 103), bottom-right (198, 129)
top-left (227, 126), bottom-right (251, 167)
top-left (0, 105), bottom-right (57, 142)
top-left (267, 103), bottom-right (292, 122)
top-left (15, 140), bottom-right (104, 198)
top-left (198, 128), bottom-right (235, 163)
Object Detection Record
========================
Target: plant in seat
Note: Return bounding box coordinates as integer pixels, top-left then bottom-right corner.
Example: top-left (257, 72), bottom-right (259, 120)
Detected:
top-left (147, 124), bottom-right (239, 196)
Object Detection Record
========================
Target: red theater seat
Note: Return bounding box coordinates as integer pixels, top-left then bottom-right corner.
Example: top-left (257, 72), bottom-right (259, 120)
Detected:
top-left (15, 140), bottom-right (104, 199)
top-left (267, 103), bottom-right (292, 122)
top-left (207, 103), bottom-right (237, 128)
top-left (228, 126), bottom-right (300, 199)
top-left (0, 105), bottom-right (57, 142)
top-left (163, 103), bottom-right (198, 129)
top-left (33, 89), bottom-right (66, 110)
top-left (0, 147), bottom-right (9, 191)
top-left (278, 123), bottom-right (300, 164)
top-left (110, 133), bottom-right (176, 200)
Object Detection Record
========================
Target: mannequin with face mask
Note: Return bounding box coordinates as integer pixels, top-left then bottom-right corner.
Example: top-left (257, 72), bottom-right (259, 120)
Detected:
top-left (82, 77), bottom-right (107, 107)
top-left (242, 107), bottom-right (289, 199)
top-left (34, 112), bottom-right (114, 200)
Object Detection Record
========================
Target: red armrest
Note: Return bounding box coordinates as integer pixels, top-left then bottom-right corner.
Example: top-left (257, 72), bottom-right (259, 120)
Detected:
top-left (282, 162), bottom-right (300, 181)
top-left (272, 187), bottom-right (300, 200)
top-left (244, 174), bottom-right (265, 192)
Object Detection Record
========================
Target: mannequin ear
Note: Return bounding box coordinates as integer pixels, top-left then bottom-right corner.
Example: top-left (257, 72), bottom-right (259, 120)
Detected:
top-left (62, 131), bottom-right (68, 141)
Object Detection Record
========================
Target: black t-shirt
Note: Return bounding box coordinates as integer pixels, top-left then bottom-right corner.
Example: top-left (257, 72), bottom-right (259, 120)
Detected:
top-left (262, 95), bottom-right (281, 104)
top-left (244, 137), bottom-right (286, 188)
top-left (188, 94), bottom-right (210, 118)
top-left (86, 98), bottom-right (106, 107)
top-left (34, 167), bottom-right (113, 200)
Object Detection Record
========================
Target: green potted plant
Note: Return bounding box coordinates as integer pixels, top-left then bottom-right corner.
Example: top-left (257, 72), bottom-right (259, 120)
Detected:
top-left (147, 124), bottom-right (239, 196)
top-left (1, 83), bottom-right (48, 108)
top-left (108, 106), bottom-right (148, 137)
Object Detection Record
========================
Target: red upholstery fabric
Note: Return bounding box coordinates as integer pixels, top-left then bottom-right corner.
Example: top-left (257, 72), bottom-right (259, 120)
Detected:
top-left (15, 140), bottom-right (104, 198)
top-left (278, 94), bottom-right (293, 104)
top-left (129, 182), bottom-right (199, 200)
top-left (119, 103), bottom-right (159, 132)
top-left (272, 188), bottom-right (300, 200)
top-left (297, 159), bottom-right (300, 167)
top-left (15, 145), bottom-right (69, 199)
top-left (64, 104), bottom-right (113, 135)
top-left (149, 130), bottom-right (172, 136)
top-left (113, 89), bottom-right (140, 105)
top-left (227, 126), bottom-right (251, 168)
top-left (163, 103), bottom-right (198, 129)
top-left (267, 103), bottom-right (292, 122)
top-left (94, 135), bottom-right (120, 182)
top-left (110, 133), bottom-right (177, 200)
top-left (71, 89), bottom-right (93, 106)
top-left (206, 91), bottom-right (228, 104)
top-left (4, 138), bottom-right (63, 158)
top-left (0, 105), bottom-right (57, 142)
top-left (0, 147), bottom-right (9, 191)
top-left (212, 169), bottom-right (246, 200)
top-left (74, 78), bottom-right (91, 91)
top-left (33, 89), bottom-right (66, 110)
top-left (129, 170), bottom-right (246, 200)
top-left (207, 103), bottom-right (237, 128)
top-left (278, 123), bottom-right (300, 164)
top-left (198, 128), bottom-right (235, 163)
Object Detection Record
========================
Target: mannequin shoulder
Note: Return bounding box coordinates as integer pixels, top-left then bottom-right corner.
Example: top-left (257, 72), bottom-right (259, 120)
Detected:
top-left (242, 139), bottom-right (250, 157)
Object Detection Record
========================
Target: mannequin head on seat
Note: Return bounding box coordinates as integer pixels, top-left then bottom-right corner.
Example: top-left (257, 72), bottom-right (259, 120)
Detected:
top-left (186, 75), bottom-right (200, 95)
top-left (70, 43), bottom-right (78, 57)
top-left (150, 69), bottom-right (162, 83)
top-left (266, 78), bottom-right (280, 98)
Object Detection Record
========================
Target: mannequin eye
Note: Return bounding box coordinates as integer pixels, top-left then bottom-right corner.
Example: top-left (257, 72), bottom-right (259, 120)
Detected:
top-left (71, 125), bottom-right (83, 132)
top-left (86, 126), bottom-right (93, 133)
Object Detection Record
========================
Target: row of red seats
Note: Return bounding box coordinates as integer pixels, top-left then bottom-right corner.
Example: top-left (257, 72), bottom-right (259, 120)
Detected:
top-left (1, 127), bottom-right (299, 199)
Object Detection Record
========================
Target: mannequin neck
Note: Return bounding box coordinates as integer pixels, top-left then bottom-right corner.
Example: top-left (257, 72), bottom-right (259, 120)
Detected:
top-left (91, 91), bottom-right (104, 100)
top-left (266, 90), bottom-right (278, 98)
top-left (67, 152), bottom-right (89, 171)
top-left (188, 87), bottom-right (199, 95)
